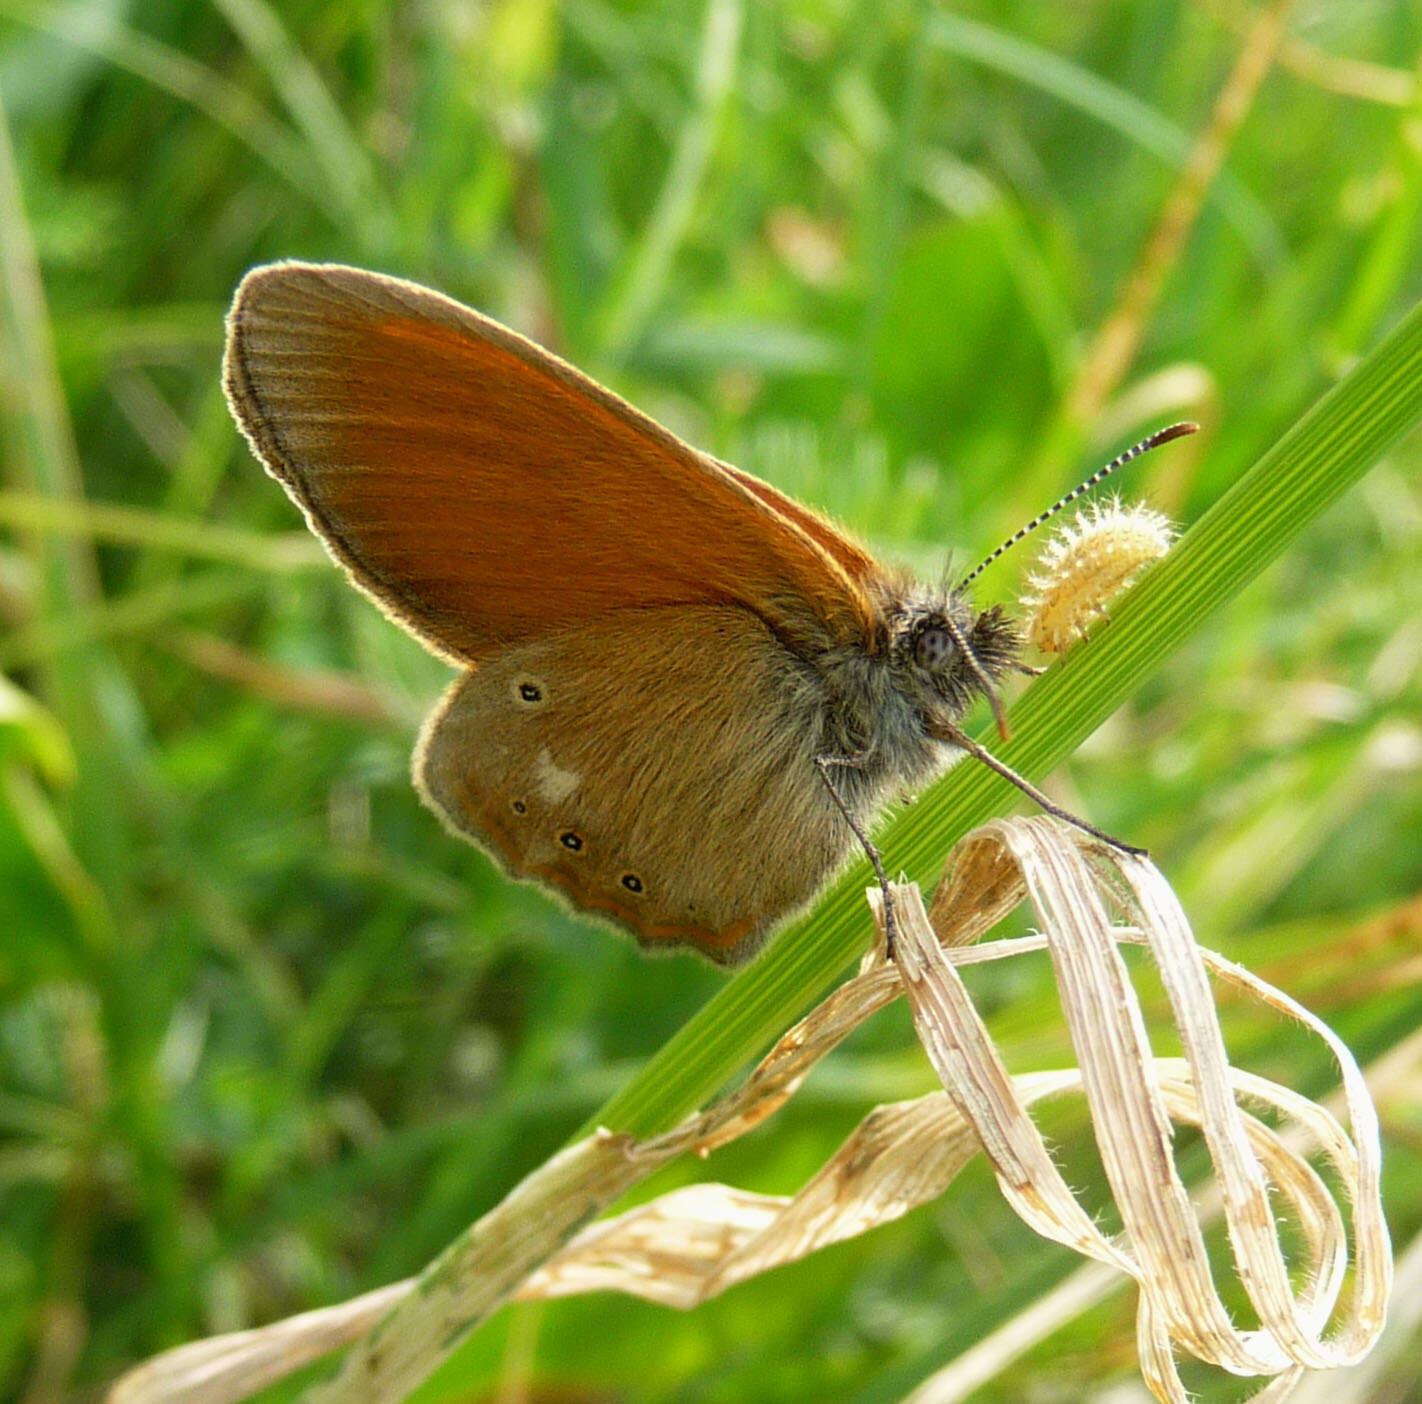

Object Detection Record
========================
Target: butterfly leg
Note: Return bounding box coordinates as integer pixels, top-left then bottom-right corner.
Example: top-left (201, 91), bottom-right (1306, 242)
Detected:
top-left (925, 718), bottom-right (1148, 858)
top-left (814, 754), bottom-right (898, 956)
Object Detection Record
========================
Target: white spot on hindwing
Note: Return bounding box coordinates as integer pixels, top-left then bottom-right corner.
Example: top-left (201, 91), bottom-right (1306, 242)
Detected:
top-left (534, 748), bottom-right (581, 804)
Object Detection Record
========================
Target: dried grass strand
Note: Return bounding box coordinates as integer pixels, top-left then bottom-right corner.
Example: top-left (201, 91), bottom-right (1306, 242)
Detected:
top-left (108, 819), bottom-right (1389, 1404)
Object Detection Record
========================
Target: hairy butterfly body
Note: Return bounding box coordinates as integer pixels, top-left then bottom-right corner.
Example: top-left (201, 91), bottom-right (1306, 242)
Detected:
top-left (224, 263), bottom-right (1020, 963)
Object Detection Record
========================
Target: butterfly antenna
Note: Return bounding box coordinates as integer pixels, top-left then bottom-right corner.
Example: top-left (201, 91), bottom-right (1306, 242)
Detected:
top-left (956, 421), bottom-right (1198, 591)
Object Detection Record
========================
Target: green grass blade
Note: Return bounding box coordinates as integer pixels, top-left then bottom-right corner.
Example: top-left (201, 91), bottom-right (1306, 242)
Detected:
top-left (926, 12), bottom-right (1282, 265)
top-left (589, 297), bottom-right (1422, 1140)
top-left (595, 0), bottom-right (743, 361)
top-left (0, 0), bottom-right (324, 213)
top-left (212, 0), bottom-right (393, 249)
top-left (0, 490), bottom-right (325, 570)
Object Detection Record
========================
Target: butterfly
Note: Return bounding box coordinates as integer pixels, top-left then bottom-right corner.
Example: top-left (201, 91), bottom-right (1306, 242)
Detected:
top-left (224, 263), bottom-right (1179, 964)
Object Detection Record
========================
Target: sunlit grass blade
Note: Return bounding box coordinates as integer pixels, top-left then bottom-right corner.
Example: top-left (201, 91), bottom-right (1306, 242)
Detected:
top-left (595, 0), bottom-right (743, 360)
top-left (0, 0), bottom-right (324, 211)
top-left (0, 491), bottom-right (325, 570)
top-left (211, 0), bottom-right (394, 250)
top-left (0, 574), bottom-right (271, 672)
top-left (590, 297), bottom-right (1422, 1140)
top-left (925, 11), bottom-right (1282, 264)
top-left (0, 83), bottom-right (151, 896)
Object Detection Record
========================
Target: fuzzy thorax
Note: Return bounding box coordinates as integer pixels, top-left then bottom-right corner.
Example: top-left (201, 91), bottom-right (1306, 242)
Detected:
top-left (810, 577), bottom-right (1023, 801)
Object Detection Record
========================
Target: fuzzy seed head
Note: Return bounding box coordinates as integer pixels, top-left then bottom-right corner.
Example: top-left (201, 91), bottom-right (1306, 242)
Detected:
top-left (1020, 498), bottom-right (1173, 654)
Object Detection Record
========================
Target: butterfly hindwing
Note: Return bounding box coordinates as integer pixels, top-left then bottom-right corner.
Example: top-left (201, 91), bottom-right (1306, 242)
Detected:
top-left (415, 606), bottom-right (853, 963)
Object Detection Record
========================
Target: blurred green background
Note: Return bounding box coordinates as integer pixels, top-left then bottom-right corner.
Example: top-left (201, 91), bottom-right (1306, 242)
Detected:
top-left (1, 1), bottom-right (1420, 1401)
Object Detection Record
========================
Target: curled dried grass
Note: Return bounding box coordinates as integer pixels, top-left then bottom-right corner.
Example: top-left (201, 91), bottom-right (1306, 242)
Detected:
top-left (110, 818), bottom-right (1390, 1404)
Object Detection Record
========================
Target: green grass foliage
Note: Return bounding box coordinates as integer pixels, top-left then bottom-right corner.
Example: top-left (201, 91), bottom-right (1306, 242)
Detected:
top-left (1, 2), bottom-right (1419, 1401)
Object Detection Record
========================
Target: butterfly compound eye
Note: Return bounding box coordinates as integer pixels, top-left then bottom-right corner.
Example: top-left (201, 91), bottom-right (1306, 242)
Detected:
top-left (914, 626), bottom-right (957, 670)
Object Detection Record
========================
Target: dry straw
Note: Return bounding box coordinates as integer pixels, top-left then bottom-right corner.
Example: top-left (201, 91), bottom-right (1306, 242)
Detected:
top-left (110, 818), bottom-right (1390, 1404)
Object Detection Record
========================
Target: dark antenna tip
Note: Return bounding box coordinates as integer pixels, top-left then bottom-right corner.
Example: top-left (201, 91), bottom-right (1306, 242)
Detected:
top-left (956, 421), bottom-right (1199, 591)
top-left (1147, 420), bottom-right (1200, 447)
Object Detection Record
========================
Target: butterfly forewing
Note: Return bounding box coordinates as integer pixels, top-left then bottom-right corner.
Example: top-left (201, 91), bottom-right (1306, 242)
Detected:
top-left (224, 263), bottom-right (876, 663)
top-left (716, 460), bottom-right (884, 591)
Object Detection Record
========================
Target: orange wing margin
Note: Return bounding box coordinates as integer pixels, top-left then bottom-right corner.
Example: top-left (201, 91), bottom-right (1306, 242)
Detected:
top-left (713, 460), bottom-right (883, 588)
top-left (223, 263), bottom-right (877, 663)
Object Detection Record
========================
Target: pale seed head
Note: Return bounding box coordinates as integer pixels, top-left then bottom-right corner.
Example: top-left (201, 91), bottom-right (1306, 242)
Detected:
top-left (1020, 497), bottom-right (1174, 654)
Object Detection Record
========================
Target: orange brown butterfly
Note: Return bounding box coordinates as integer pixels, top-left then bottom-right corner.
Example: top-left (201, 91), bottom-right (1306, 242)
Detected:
top-left (223, 263), bottom-right (1193, 964)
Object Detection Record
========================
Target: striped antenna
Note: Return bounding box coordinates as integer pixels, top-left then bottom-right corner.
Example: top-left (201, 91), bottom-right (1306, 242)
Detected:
top-left (956, 421), bottom-right (1198, 591)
